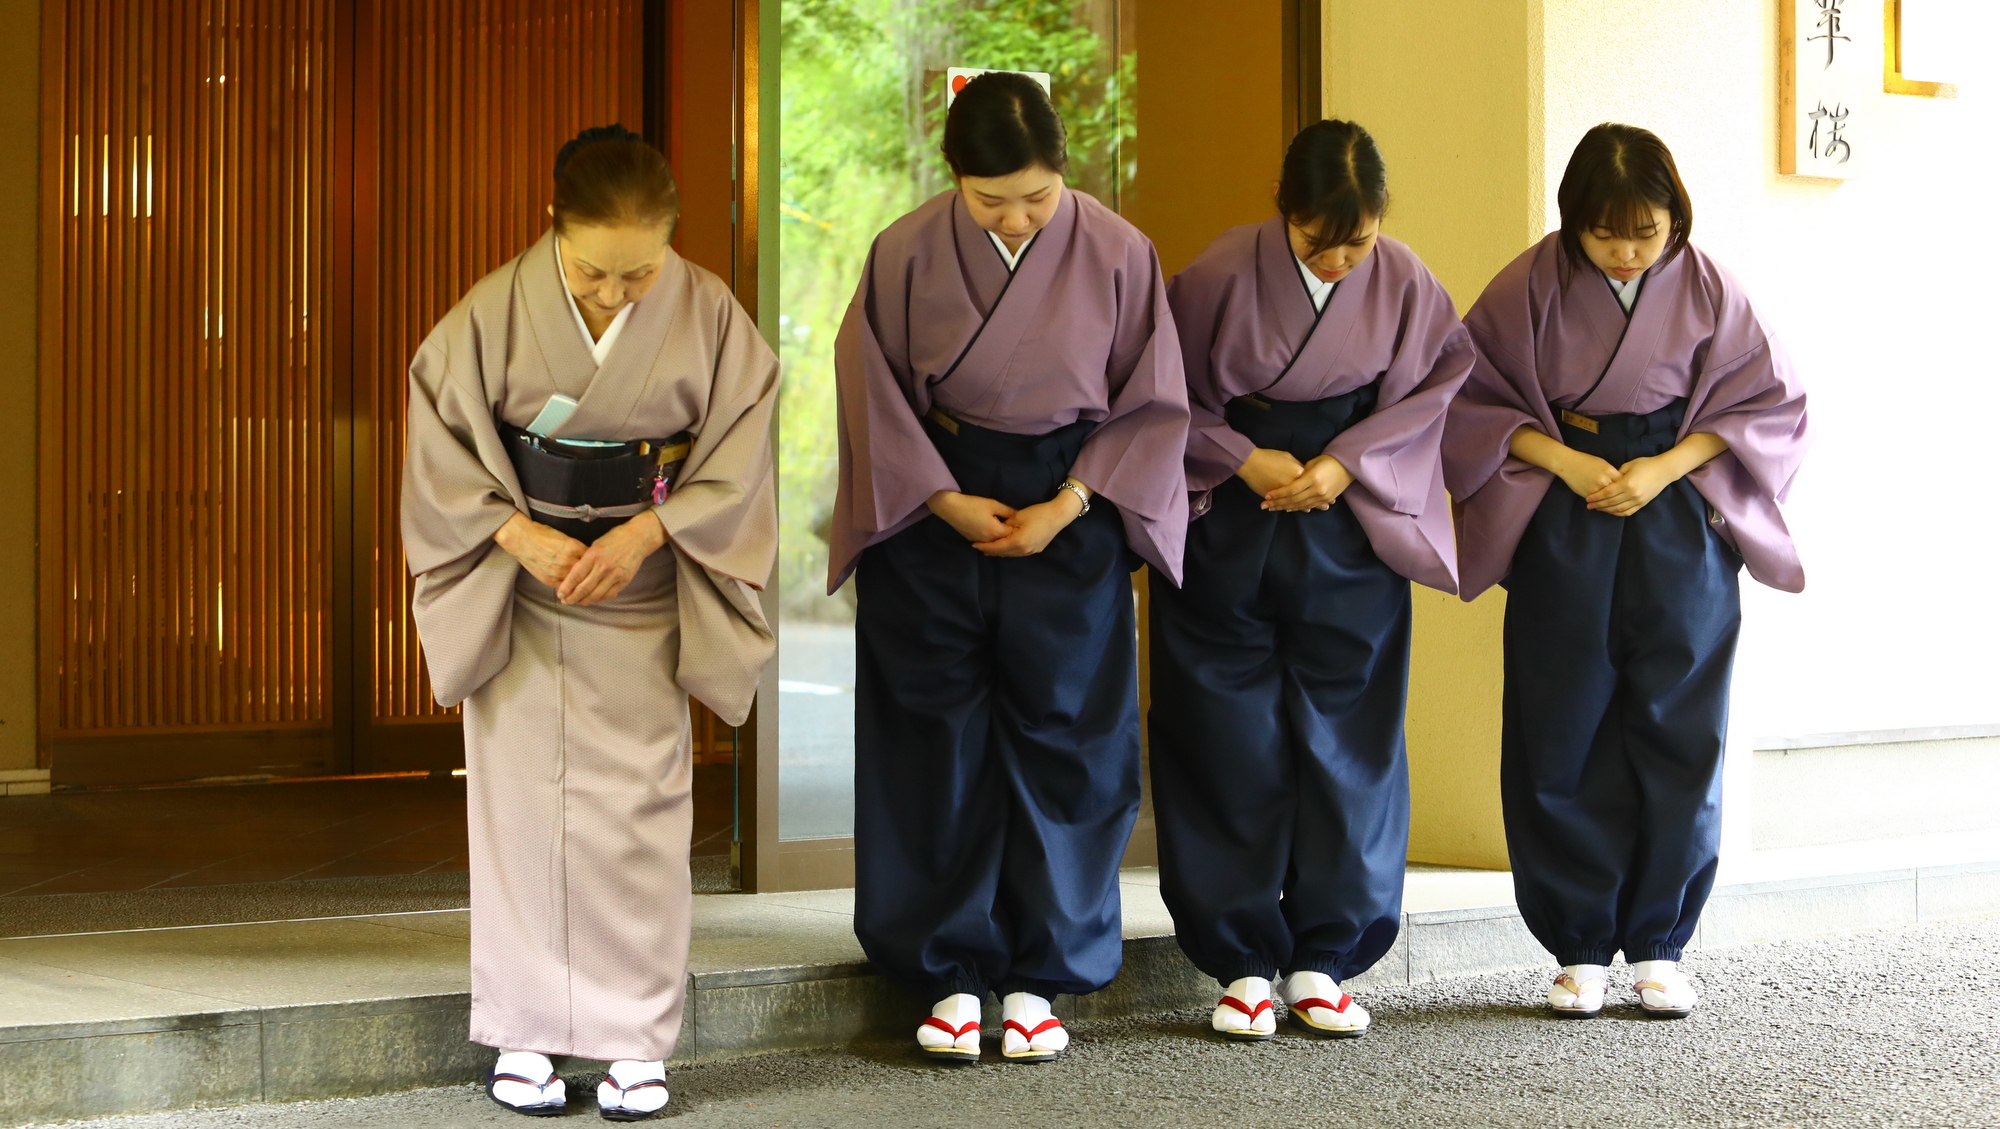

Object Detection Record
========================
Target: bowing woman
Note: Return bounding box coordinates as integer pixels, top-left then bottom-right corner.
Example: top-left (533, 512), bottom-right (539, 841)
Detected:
top-left (829, 71), bottom-right (1188, 1063)
top-left (1152, 120), bottom-right (1473, 1042)
top-left (402, 126), bottom-right (777, 1117)
top-left (1444, 123), bottom-right (1809, 1020)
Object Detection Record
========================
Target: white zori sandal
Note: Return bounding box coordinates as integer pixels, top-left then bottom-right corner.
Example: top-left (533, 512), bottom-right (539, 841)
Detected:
top-left (488, 1050), bottom-right (566, 1116)
top-left (1000, 991), bottom-right (1069, 1062)
top-left (1211, 976), bottom-right (1277, 1041)
top-left (1630, 959), bottom-right (1698, 1019)
top-left (1279, 971), bottom-right (1370, 1038)
top-left (1548, 964), bottom-right (1609, 1019)
top-left (916, 992), bottom-right (982, 1063)
top-left (596, 1059), bottom-right (669, 1122)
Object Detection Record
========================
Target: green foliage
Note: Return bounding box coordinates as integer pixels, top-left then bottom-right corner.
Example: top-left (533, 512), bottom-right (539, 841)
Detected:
top-left (777, 0), bottom-right (1132, 622)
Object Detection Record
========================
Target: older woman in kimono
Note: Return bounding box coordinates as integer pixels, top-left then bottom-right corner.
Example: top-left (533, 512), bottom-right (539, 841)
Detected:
top-left (830, 71), bottom-right (1187, 1063)
top-left (402, 126), bottom-right (776, 1117)
top-left (1445, 124), bottom-right (1808, 1020)
top-left (1153, 120), bottom-right (1472, 1042)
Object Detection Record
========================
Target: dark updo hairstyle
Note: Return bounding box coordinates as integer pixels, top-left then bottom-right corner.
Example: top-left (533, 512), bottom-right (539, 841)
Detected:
top-left (941, 72), bottom-right (1068, 179)
top-left (1556, 123), bottom-right (1692, 285)
top-left (551, 123), bottom-right (680, 237)
top-left (1277, 119), bottom-right (1389, 260)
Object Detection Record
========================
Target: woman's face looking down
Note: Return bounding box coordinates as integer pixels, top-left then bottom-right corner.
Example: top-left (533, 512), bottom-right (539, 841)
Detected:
top-left (957, 164), bottom-right (1064, 254)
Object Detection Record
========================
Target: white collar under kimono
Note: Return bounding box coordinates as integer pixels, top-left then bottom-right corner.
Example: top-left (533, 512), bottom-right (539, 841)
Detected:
top-left (1295, 255), bottom-right (1336, 312)
top-left (554, 235), bottom-right (637, 365)
top-left (1604, 269), bottom-right (1644, 312)
top-left (988, 230), bottom-right (1037, 273)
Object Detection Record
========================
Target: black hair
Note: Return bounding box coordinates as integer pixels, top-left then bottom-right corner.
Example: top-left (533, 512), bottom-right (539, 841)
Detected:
top-left (1277, 119), bottom-right (1388, 260)
top-left (941, 72), bottom-right (1068, 178)
top-left (551, 123), bottom-right (680, 235)
top-left (1556, 123), bottom-right (1693, 285)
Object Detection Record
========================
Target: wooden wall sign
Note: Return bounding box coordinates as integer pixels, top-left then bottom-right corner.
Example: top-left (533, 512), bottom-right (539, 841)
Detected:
top-left (1780, 0), bottom-right (1879, 177)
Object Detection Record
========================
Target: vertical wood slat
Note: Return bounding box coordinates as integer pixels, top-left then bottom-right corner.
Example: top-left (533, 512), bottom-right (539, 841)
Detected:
top-left (362, 0), bottom-right (651, 728)
top-left (45, 0), bottom-right (336, 738)
top-left (43, 2), bottom-right (733, 767)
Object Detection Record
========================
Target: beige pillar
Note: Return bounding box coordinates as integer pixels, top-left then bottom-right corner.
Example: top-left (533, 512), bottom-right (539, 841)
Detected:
top-left (1320, 0), bottom-right (1549, 869)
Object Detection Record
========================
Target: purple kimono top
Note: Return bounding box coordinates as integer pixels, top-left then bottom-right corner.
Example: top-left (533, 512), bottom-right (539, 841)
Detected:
top-left (828, 188), bottom-right (1190, 590)
top-left (1168, 218), bottom-right (1474, 593)
top-left (1444, 233), bottom-right (1811, 600)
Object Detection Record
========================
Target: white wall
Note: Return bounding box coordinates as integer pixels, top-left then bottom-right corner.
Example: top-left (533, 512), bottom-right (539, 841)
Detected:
top-left (1541, 0), bottom-right (2000, 744)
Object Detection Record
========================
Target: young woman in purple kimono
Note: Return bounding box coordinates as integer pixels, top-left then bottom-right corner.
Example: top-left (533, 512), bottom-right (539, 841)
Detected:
top-left (829, 72), bottom-right (1188, 1063)
top-left (1444, 124), bottom-right (1809, 1019)
top-left (1153, 120), bottom-right (1473, 1041)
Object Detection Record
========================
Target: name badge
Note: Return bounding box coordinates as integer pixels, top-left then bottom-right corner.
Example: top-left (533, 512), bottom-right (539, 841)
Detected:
top-left (1559, 409), bottom-right (1600, 434)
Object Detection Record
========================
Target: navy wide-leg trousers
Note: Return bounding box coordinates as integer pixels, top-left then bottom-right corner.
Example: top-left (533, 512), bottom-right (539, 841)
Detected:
top-left (1149, 389), bottom-right (1411, 987)
top-left (1501, 398), bottom-right (1742, 967)
top-left (853, 417), bottom-right (1141, 1004)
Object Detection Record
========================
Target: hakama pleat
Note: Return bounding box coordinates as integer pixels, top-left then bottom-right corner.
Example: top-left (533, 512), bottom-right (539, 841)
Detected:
top-left (1149, 390), bottom-right (1411, 987)
top-left (853, 417), bottom-right (1142, 1003)
top-left (464, 550), bottom-right (693, 1061)
top-left (1499, 399), bottom-right (1742, 966)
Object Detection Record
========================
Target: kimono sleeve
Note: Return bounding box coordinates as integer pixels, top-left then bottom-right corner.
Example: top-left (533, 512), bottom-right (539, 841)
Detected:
top-left (652, 295), bottom-right (780, 590)
top-left (1067, 237), bottom-right (1191, 585)
top-left (1327, 279), bottom-right (1475, 517)
top-left (826, 240), bottom-right (963, 592)
top-left (1166, 267), bottom-right (1255, 493)
top-left (399, 320), bottom-right (526, 707)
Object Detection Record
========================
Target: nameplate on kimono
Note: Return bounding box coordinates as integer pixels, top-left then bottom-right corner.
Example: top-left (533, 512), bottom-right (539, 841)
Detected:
top-left (1559, 409), bottom-right (1600, 434)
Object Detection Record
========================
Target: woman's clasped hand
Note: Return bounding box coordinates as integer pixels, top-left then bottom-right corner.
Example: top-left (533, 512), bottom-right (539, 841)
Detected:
top-left (493, 511), bottom-right (667, 606)
top-left (926, 484), bottom-right (1089, 557)
top-left (1237, 447), bottom-right (1356, 512)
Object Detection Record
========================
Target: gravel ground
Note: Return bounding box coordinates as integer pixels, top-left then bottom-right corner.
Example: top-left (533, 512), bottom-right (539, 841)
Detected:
top-left (56, 917), bottom-right (2000, 1129)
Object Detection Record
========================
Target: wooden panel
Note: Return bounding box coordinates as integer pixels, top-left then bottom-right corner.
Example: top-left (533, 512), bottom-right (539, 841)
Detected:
top-left (356, 0), bottom-right (645, 728)
top-left (39, 0), bottom-right (743, 782)
top-left (41, 1), bottom-right (339, 748)
top-left (670, 0), bottom-right (735, 282)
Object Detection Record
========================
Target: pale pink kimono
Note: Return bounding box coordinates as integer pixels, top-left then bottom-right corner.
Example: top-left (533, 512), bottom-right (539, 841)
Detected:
top-left (401, 230), bottom-right (776, 1061)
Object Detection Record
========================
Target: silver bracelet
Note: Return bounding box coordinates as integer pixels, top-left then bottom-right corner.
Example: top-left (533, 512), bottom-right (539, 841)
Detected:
top-left (1057, 479), bottom-right (1091, 516)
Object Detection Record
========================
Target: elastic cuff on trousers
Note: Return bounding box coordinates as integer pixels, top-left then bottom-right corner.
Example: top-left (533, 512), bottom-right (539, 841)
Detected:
top-left (1279, 956), bottom-right (1351, 983)
top-left (997, 978), bottom-right (1070, 1002)
top-left (924, 976), bottom-right (988, 1004)
top-left (1214, 960), bottom-right (1280, 988)
top-left (1622, 945), bottom-right (1686, 964)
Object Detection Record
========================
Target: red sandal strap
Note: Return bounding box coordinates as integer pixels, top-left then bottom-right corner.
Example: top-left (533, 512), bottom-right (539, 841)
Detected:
top-left (1291, 994), bottom-right (1352, 1014)
top-left (922, 1017), bottom-right (979, 1038)
top-left (1003, 1017), bottom-right (1063, 1039)
top-left (1218, 996), bottom-right (1273, 1019)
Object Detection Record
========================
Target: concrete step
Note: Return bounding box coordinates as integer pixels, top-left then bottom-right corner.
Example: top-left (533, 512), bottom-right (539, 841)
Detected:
top-left (2, 856), bottom-right (1998, 1126)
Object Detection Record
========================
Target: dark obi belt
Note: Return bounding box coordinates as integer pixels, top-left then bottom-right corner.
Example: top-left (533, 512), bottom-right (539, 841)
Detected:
top-left (1225, 386), bottom-right (1380, 458)
top-left (500, 423), bottom-right (692, 545)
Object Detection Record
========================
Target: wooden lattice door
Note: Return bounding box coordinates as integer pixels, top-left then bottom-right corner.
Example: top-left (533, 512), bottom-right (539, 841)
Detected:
top-left (42, 0), bottom-right (743, 784)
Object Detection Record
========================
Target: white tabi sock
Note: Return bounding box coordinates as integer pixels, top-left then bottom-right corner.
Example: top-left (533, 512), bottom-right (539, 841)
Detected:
top-left (1280, 970), bottom-right (1371, 1032)
top-left (1001, 991), bottom-right (1070, 1054)
top-left (597, 1058), bottom-right (669, 1114)
top-left (1630, 959), bottom-right (1698, 1011)
top-left (491, 1050), bottom-right (565, 1111)
top-left (1550, 964), bottom-right (1610, 1011)
top-left (1213, 976), bottom-right (1276, 1035)
top-left (916, 992), bottom-right (983, 1053)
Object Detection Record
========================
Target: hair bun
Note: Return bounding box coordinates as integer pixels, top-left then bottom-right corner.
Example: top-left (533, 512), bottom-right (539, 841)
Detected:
top-left (555, 123), bottom-right (645, 180)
